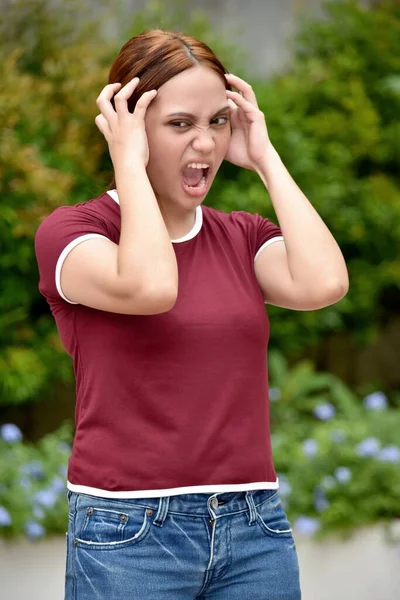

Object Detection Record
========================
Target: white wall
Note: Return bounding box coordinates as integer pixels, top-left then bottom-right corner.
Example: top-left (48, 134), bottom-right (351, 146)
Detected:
top-left (1, 525), bottom-right (400, 600)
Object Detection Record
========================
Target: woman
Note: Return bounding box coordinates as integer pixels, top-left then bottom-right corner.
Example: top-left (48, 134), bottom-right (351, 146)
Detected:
top-left (35, 29), bottom-right (348, 600)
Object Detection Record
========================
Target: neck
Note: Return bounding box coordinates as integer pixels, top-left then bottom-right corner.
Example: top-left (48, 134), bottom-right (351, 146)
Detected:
top-left (157, 202), bottom-right (197, 240)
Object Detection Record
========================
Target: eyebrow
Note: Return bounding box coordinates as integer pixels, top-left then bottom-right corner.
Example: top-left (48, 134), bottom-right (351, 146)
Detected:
top-left (166, 106), bottom-right (230, 119)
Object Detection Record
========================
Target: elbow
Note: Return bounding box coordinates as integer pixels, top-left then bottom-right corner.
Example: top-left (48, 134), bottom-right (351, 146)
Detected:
top-left (323, 275), bottom-right (349, 304)
top-left (147, 282), bottom-right (178, 313)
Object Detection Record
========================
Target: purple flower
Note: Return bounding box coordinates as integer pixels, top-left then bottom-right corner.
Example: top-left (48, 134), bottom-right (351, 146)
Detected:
top-left (25, 520), bottom-right (46, 540)
top-left (33, 489), bottom-right (57, 509)
top-left (294, 516), bottom-right (321, 536)
top-left (313, 403), bottom-right (336, 421)
top-left (0, 423), bottom-right (23, 443)
top-left (19, 476), bottom-right (32, 490)
top-left (313, 486), bottom-right (330, 512)
top-left (58, 442), bottom-right (71, 454)
top-left (50, 476), bottom-right (66, 493)
top-left (58, 464), bottom-right (68, 478)
top-left (335, 466), bottom-right (352, 484)
top-left (269, 387), bottom-right (282, 402)
top-left (363, 392), bottom-right (388, 411)
top-left (377, 446), bottom-right (400, 464)
top-left (20, 461), bottom-right (45, 480)
top-left (278, 475), bottom-right (292, 497)
top-left (331, 429), bottom-right (346, 443)
top-left (303, 438), bottom-right (318, 457)
top-left (0, 506), bottom-right (11, 526)
top-left (315, 496), bottom-right (330, 512)
top-left (321, 475), bottom-right (336, 491)
top-left (355, 437), bottom-right (381, 458)
top-left (32, 506), bottom-right (45, 520)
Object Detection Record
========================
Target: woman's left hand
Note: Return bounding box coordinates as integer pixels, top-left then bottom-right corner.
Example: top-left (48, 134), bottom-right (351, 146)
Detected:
top-left (224, 73), bottom-right (272, 172)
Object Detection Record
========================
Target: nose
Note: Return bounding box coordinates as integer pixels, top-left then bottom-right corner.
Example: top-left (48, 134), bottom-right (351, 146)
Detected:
top-left (191, 127), bottom-right (215, 154)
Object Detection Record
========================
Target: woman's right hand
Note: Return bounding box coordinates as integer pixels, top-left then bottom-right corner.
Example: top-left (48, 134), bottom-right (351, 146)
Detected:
top-left (94, 78), bottom-right (157, 170)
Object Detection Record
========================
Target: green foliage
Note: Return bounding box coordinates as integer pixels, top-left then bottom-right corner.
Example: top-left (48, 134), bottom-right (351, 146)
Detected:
top-left (0, 0), bottom-right (244, 407)
top-left (0, 0), bottom-right (399, 407)
top-left (0, 421), bottom-right (73, 540)
top-left (268, 351), bottom-right (400, 539)
top-left (208, 0), bottom-right (400, 355)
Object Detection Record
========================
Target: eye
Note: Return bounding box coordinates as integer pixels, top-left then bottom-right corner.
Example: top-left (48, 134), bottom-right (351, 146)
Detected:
top-left (170, 121), bottom-right (190, 128)
top-left (212, 116), bottom-right (229, 126)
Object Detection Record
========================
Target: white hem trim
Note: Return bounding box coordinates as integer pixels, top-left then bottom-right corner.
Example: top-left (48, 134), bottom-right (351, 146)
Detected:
top-left (55, 234), bottom-right (110, 303)
top-left (254, 236), bottom-right (284, 262)
top-left (106, 189), bottom-right (203, 243)
top-left (67, 478), bottom-right (279, 498)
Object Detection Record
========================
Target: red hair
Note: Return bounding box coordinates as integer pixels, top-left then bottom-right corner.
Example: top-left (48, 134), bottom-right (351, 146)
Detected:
top-left (105, 29), bottom-right (231, 189)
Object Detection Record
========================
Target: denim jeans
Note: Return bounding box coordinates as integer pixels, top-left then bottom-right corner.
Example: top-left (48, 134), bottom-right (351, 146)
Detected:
top-left (65, 488), bottom-right (301, 599)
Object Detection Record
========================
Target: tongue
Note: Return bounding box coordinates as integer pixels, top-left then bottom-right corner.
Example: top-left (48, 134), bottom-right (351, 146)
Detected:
top-left (182, 167), bottom-right (203, 187)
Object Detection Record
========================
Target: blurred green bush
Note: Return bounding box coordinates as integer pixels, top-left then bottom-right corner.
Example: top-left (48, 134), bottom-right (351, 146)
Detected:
top-left (268, 350), bottom-right (400, 539)
top-left (0, 0), bottom-right (243, 407)
top-left (0, 2), bottom-right (398, 412)
top-left (209, 0), bottom-right (400, 355)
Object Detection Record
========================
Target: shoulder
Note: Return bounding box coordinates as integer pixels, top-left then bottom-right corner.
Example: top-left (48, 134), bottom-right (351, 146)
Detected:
top-left (35, 192), bottom-right (114, 237)
top-left (202, 204), bottom-right (258, 230)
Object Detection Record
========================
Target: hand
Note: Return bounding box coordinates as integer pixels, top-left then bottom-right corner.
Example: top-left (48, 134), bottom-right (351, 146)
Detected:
top-left (95, 78), bottom-right (157, 170)
top-left (224, 73), bottom-right (272, 172)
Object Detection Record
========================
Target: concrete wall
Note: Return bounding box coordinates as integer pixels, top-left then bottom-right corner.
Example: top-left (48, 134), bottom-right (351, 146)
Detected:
top-left (1, 524), bottom-right (400, 599)
top-left (110, 0), bottom-right (373, 77)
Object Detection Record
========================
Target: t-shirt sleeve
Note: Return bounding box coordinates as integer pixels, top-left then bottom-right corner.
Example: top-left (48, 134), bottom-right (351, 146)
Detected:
top-left (34, 205), bottom-right (111, 304)
top-left (253, 212), bottom-right (284, 262)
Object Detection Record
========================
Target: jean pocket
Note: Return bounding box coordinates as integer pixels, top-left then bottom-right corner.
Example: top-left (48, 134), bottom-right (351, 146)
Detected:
top-left (255, 493), bottom-right (293, 539)
top-left (75, 504), bottom-right (151, 549)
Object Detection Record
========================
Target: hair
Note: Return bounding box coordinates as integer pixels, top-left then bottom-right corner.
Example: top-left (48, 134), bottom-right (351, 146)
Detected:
top-left (105, 29), bottom-right (231, 190)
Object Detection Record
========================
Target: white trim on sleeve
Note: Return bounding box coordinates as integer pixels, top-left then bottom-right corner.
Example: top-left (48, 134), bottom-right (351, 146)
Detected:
top-left (254, 236), bottom-right (284, 262)
top-left (55, 233), bottom-right (110, 304)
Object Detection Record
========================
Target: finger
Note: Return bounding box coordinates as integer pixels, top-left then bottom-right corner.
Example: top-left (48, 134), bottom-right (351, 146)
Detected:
top-left (227, 98), bottom-right (238, 112)
top-left (226, 90), bottom-right (258, 118)
top-left (225, 74), bottom-right (258, 107)
top-left (133, 89), bottom-right (158, 119)
top-left (113, 77), bottom-right (141, 116)
top-left (94, 113), bottom-right (111, 138)
top-left (96, 83), bottom-right (122, 121)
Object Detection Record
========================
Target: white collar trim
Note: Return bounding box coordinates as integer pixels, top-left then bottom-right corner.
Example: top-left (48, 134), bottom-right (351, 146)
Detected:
top-left (106, 189), bottom-right (203, 244)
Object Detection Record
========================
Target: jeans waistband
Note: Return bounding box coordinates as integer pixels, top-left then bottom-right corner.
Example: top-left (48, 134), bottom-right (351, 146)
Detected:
top-left (69, 488), bottom-right (279, 526)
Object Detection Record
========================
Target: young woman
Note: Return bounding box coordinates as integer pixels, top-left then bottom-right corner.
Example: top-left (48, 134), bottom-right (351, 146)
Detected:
top-left (35, 29), bottom-right (348, 600)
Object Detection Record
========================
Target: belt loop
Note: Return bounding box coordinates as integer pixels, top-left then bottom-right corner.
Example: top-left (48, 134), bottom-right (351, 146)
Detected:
top-left (152, 496), bottom-right (170, 527)
top-left (245, 491), bottom-right (257, 526)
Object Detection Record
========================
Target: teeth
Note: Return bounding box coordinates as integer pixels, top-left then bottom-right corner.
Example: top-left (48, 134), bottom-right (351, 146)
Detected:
top-left (186, 163), bottom-right (209, 169)
top-left (187, 176), bottom-right (206, 189)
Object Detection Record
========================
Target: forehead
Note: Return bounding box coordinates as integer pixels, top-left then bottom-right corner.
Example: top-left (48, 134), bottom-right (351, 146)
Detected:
top-left (155, 65), bottom-right (227, 114)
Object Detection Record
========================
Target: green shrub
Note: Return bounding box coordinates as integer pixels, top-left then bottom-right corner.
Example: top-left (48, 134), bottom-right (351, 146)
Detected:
top-left (268, 350), bottom-right (400, 539)
top-left (0, 0), bottom-right (398, 450)
top-left (0, 0), bottom-right (244, 407)
top-left (209, 0), bottom-right (400, 355)
top-left (0, 421), bottom-right (73, 540)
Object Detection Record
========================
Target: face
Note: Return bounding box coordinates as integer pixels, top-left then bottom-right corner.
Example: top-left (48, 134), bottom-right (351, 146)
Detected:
top-left (144, 65), bottom-right (231, 212)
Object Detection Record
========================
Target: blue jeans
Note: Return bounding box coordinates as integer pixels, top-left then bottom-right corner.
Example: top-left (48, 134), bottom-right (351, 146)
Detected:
top-left (65, 488), bottom-right (301, 599)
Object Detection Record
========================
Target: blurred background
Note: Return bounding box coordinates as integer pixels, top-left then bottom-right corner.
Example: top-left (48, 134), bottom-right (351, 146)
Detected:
top-left (0, 0), bottom-right (399, 598)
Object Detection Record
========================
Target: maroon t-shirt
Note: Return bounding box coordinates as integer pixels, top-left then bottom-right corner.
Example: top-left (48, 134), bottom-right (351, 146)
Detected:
top-left (34, 189), bottom-right (284, 498)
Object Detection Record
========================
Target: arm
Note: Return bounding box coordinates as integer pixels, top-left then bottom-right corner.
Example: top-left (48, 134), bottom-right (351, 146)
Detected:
top-left (225, 73), bottom-right (349, 310)
top-left (253, 144), bottom-right (349, 310)
top-left (57, 79), bottom-right (178, 314)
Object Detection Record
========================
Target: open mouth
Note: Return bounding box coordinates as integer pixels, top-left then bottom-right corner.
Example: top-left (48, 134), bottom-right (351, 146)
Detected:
top-left (181, 165), bottom-right (211, 196)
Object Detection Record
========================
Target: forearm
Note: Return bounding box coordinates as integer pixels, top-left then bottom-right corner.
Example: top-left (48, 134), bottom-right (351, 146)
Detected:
top-left (115, 165), bottom-right (178, 298)
top-left (256, 144), bottom-right (349, 291)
